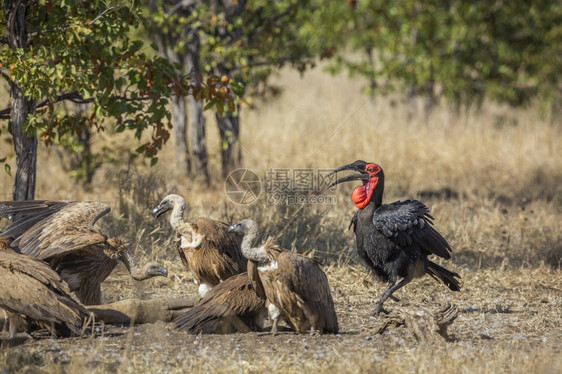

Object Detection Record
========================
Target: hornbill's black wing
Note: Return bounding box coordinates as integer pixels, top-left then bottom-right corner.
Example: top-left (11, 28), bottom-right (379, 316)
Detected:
top-left (372, 200), bottom-right (452, 259)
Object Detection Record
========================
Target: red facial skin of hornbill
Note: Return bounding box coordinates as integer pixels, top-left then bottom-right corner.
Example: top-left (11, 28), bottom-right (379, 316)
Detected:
top-left (351, 164), bottom-right (380, 210)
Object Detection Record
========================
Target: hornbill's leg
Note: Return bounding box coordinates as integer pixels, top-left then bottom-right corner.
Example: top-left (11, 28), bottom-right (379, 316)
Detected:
top-left (374, 278), bottom-right (411, 315)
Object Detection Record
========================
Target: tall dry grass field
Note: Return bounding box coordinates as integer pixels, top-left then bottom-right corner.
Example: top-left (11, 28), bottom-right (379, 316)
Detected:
top-left (1, 67), bottom-right (561, 373)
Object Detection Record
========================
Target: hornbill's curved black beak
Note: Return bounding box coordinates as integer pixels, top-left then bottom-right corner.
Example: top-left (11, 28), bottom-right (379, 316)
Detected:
top-left (327, 160), bottom-right (370, 188)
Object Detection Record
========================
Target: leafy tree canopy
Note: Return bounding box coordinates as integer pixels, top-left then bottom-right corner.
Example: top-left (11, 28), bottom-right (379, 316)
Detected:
top-left (0, 0), bottom-right (233, 169)
top-left (143, 0), bottom-right (317, 106)
top-left (304, 0), bottom-right (562, 108)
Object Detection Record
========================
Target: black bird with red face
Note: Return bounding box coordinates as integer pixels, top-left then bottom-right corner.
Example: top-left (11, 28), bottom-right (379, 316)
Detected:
top-left (330, 160), bottom-right (460, 314)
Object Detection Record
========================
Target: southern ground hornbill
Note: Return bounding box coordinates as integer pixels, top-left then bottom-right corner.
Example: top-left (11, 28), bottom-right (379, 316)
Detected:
top-left (330, 160), bottom-right (461, 314)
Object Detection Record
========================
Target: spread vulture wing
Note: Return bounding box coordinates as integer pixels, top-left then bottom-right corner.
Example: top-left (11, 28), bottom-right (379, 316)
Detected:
top-left (0, 250), bottom-right (89, 336)
top-left (277, 253), bottom-right (339, 334)
top-left (174, 272), bottom-right (265, 334)
top-left (192, 217), bottom-right (246, 269)
top-left (372, 200), bottom-right (452, 259)
top-left (0, 201), bottom-right (67, 239)
top-left (1, 201), bottom-right (110, 259)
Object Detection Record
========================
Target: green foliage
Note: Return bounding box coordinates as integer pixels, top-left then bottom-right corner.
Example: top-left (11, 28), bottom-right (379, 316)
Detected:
top-left (0, 0), bottom-right (234, 172)
top-left (141, 0), bottom-right (318, 104)
top-left (304, 0), bottom-right (562, 108)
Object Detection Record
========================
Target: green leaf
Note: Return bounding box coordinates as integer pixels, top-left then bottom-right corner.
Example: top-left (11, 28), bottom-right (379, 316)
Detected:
top-left (129, 40), bottom-right (144, 54)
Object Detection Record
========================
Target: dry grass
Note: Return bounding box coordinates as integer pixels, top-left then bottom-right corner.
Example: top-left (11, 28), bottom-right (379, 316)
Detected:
top-left (1, 66), bottom-right (561, 373)
top-left (1, 265), bottom-right (561, 373)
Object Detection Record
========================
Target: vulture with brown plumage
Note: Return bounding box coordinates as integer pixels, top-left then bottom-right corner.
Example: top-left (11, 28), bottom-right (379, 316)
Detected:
top-left (152, 194), bottom-right (246, 297)
top-left (0, 200), bottom-right (168, 305)
top-left (173, 262), bottom-right (268, 334)
top-left (227, 219), bottom-right (339, 335)
top-left (0, 247), bottom-right (90, 337)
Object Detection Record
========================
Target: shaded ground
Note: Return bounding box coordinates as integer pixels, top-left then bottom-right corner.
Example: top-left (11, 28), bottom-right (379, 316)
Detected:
top-left (2, 264), bottom-right (561, 373)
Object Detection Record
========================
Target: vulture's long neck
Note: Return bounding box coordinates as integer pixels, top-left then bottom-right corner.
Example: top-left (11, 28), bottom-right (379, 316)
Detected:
top-left (241, 224), bottom-right (268, 263)
top-left (169, 200), bottom-right (187, 231)
top-left (120, 250), bottom-right (149, 280)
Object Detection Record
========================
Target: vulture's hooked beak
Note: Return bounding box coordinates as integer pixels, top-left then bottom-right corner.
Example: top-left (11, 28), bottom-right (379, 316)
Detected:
top-left (151, 265), bottom-right (168, 277)
top-left (226, 224), bottom-right (237, 233)
top-left (327, 160), bottom-right (370, 188)
top-left (151, 203), bottom-right (169, 219)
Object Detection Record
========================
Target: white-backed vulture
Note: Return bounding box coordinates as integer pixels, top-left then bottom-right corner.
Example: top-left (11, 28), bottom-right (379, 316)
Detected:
top-left (173, 262), bottom-right (267, 334)
top-left (227, 219), bottom-right (339, 335)
top-left (152, 194), bottom-right (246, 297)
top-left (0, 200), bottom-right (168, 305)
top-left (0, 248), bottom-right (90, 337)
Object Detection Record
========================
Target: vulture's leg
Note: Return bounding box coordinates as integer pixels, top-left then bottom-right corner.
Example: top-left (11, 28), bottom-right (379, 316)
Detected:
top-left (8, 318), bottom-right (16, 339)
top-left (268, 302), bottom-right (281, 336)
top-left (2, 309), bottom-right (8, 334)
top-left (309, 326), bottom-right (318, 336)
top-left (7, 313), bottom-right (31, 339)
top-left (270, 316), bottom-right (280, 336)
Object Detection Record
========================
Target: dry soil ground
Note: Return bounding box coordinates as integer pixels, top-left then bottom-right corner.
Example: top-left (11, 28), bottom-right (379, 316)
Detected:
top-left (1, 261), bottom-right (561, 373)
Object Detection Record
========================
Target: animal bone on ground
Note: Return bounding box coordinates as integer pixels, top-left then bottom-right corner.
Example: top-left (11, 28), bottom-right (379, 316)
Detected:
top-left (87, 298), bottom-right (194, 324)
top-left (373, 303), bottom-right (459, 341)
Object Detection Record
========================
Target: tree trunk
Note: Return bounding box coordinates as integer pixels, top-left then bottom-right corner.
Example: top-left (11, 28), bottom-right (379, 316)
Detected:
top-left (11, 86), bottom-right (37, 201)
top-left (171, 95), bottom-right (191, 176)
top-left (365, 47), bottom-right (377, 99)
top-left (216, 110), bottom-right (241, 178)
top-left (188, 95), bottom-right (209, 182)
top-left (147, 0), bottom-right (193, 178)
top-left (407, 85), bottom-right (416, 121)
top-left (424, 82), bottom-right (436, 121)
top-left (185, 33), bottom-right (209, 183)
top-left (76, 103), bottom-right (95, 186)
top-left (6, 0), bottom-right (37, 200)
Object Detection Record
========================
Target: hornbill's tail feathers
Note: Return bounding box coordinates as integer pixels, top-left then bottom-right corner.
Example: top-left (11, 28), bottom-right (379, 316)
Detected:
top-left (427, 261), bottom-right (461, 292)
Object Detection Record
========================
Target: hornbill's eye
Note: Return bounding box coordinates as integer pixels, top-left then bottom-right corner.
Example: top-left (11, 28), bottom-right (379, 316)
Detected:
top-left (368, 168), bottom-right (375, 172)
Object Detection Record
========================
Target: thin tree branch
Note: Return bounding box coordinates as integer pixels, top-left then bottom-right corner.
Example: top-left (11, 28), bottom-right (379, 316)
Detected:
top-left (85, 2), bottom-right (127, 26)
top-left (0, 72), bottom-right (195, 121)
top-left (27, 1), bottom-right (128, 42)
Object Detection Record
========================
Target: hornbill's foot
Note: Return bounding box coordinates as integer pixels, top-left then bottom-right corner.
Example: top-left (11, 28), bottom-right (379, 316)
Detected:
top-left (373, 302), bottom-right (391, 316)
